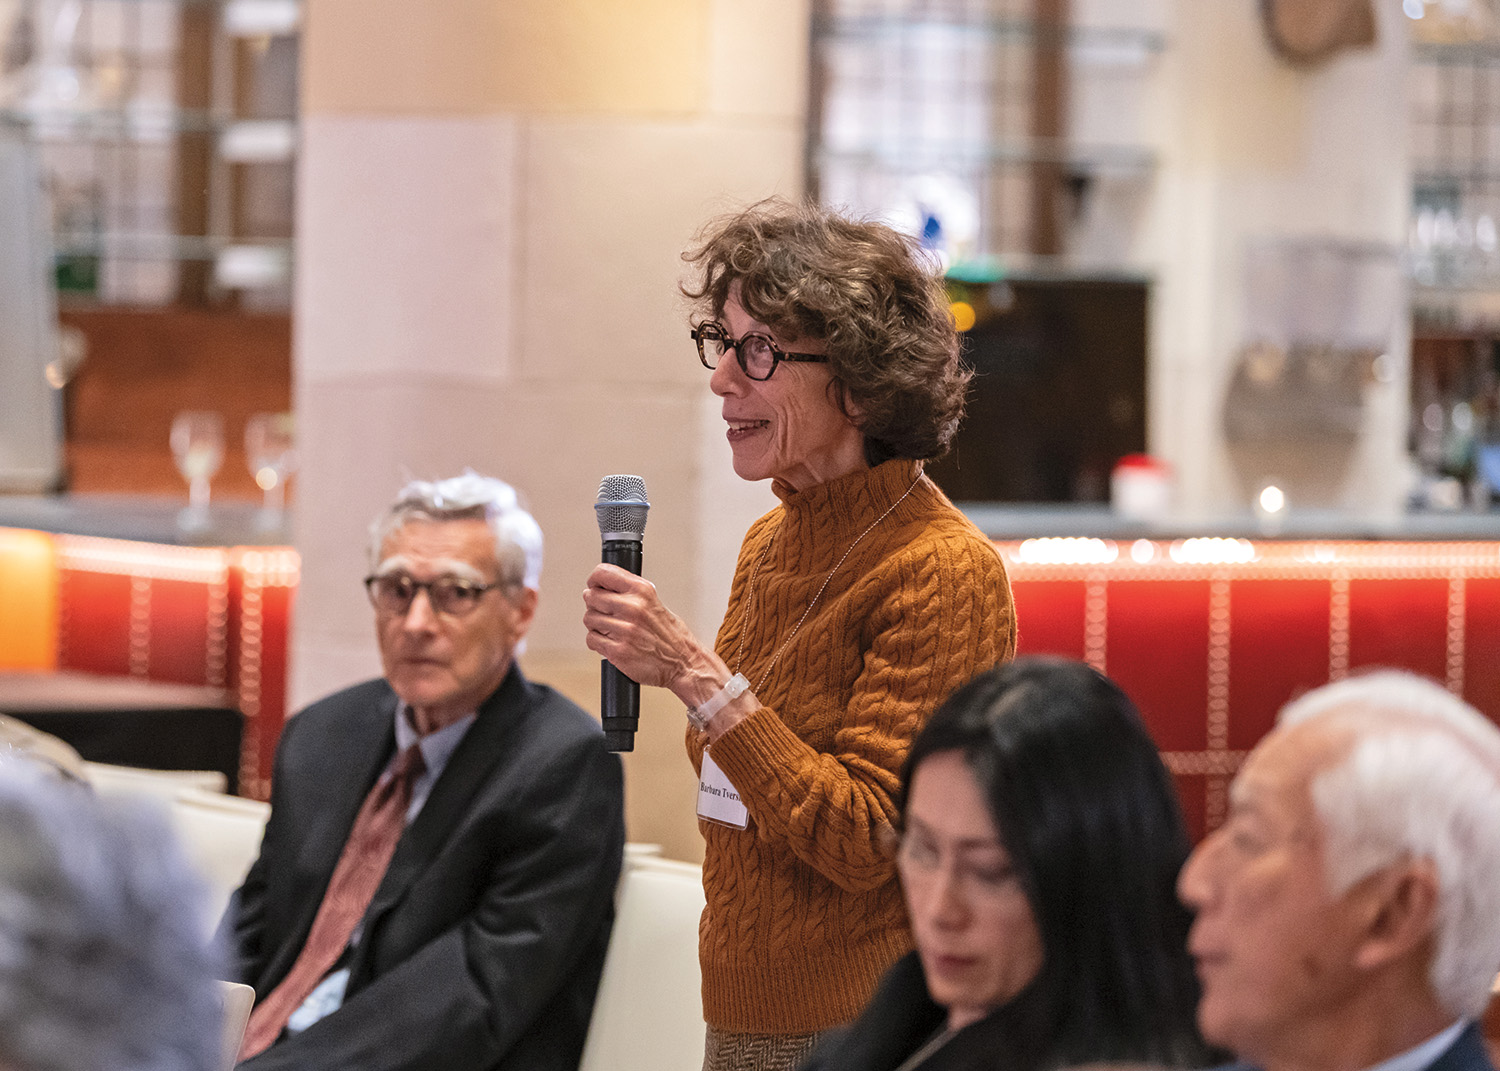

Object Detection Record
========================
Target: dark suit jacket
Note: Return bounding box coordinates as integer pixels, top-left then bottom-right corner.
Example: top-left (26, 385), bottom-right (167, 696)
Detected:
top-left (1192, 1021), bottom-right (1490, 1071)
top-left (1429, 1024), bottom-right (1498, 1071)
top-left (224, 665), bottom-right (625, 1071)
top-left (798, 952), bottom-right (966, 1071)
top-left (801, 950), bottom-right (1219, 1071)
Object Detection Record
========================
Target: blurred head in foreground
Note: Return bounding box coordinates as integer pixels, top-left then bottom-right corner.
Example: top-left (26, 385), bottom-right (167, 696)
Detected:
top-left (0, 759), bottom-right (220, 1071)
top-left (1179, 671), bottom-right (1500, 1071)
top-left (890, 657), bottom-right (1206, 1069)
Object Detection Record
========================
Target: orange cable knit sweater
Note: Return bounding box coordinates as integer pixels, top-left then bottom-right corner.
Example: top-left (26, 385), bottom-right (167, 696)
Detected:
top-left (687, 458), bottom-right (1017, 1035)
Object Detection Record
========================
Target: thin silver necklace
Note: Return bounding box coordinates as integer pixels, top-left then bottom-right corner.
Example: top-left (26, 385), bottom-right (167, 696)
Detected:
top-left (892, 1025), bottom-right (956, 1071)
top-left (732, 471), bottom-right (923, 694)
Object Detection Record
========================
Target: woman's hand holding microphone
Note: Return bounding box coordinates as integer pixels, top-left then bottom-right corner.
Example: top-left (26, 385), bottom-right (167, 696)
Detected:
top-left (583, 565), bottom-right (755, 741)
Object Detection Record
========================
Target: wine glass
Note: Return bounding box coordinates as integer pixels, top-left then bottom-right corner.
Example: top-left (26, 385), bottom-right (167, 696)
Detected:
top-left (245, 411), bottom-right (296, 532)
top-left (171, 410), bottom-right (224, 534)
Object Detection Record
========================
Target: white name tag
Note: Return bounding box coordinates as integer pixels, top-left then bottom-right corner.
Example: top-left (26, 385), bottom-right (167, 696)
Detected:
top-left (697, 749), bottom-right (749, 829)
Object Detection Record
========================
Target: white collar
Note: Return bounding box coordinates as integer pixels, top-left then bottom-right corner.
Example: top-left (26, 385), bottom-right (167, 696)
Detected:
top-left (1363, 1019), bottom-right (1469, 1071)
top-left (394, 703), bottom-right (475, 772)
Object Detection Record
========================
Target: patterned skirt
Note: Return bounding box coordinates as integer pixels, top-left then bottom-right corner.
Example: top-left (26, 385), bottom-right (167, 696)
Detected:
top-left (702, 1026), bottom-right (825, 1071)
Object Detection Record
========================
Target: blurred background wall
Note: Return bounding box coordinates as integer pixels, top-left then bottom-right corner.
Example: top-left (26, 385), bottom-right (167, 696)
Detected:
top-left (0, 0), bottom-right (1467, 860)
top-left (288, 0), bottom-right (1413, 859)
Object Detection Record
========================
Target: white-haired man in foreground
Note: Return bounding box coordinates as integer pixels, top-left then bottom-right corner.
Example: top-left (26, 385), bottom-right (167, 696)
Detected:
top-left (1179, 671), bottom-right (1500, 1071)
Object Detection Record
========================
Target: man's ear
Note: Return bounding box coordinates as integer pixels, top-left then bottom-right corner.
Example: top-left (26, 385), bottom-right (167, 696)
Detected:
top-left (511, 586), bottom-right (539, 634)
top-left (1351, 859), bottom-right (1440, 972)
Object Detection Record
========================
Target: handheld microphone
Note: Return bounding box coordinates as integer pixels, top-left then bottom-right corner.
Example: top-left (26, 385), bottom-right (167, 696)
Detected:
top-left (594, 474), bottom-right (650, 752)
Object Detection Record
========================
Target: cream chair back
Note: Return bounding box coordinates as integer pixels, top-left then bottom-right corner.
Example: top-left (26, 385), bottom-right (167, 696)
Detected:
top-left (217, 980), bottom-right (256, 1071)
top-left (83, 761), bottom-right (228, 802)
top-left (579, 855), bottom-right (706, 1071)
top-left (171, 789), bottom-right (270, 927)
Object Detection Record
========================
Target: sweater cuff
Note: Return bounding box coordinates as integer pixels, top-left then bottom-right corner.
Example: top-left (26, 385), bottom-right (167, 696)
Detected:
top-left (703, 704), bottom-right (814, 810)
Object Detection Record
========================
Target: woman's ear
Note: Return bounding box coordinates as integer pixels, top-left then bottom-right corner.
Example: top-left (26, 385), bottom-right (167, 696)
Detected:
top-left (828, 378), bottom-right (864, 424)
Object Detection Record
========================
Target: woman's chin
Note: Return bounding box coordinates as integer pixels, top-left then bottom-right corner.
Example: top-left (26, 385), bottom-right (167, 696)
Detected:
top-left (728, 452), bottom-right (773, 484)
top-left (919, 960), bottom-right (972, 1007)
top-left (919, 952), bottom-right (1012, 1027)
top-left (920, 966), bottom-right (995, 1030)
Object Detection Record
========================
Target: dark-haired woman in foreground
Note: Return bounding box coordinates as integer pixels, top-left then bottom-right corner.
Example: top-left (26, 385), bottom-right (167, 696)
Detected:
top-left (801, 657), bottom-right (1210, 1071)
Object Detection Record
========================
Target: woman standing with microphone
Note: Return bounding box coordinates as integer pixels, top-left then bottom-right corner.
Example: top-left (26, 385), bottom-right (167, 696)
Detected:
top-left (582, 199), bottom-right (1015, 1071)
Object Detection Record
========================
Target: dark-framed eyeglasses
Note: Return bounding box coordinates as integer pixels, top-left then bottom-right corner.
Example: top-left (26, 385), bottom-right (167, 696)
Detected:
top-left (363, 573), bottom-right (504, 617)
top-left (691, 321), bottom-right (829, 381)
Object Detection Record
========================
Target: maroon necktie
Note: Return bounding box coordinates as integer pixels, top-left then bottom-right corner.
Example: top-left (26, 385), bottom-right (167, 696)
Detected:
top-left (238, 744), bottom-right (425, 1061)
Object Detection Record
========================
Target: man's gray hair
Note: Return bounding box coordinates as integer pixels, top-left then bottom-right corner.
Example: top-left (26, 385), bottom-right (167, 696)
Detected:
top-left (1279, 671), bottom-right (1500, 1020)
top-left (368, 470), bottom-right (544, 591)
top-left (0, 760), bottom-right (222, 1071)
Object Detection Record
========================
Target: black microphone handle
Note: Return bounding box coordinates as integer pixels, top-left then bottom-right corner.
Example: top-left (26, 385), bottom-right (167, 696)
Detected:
top-left (601, 538), bottom-right (643, 752)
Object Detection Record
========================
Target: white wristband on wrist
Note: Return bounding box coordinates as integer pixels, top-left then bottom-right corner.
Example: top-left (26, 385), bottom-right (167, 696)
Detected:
top-left (686, 673), bottom-right (750, 732)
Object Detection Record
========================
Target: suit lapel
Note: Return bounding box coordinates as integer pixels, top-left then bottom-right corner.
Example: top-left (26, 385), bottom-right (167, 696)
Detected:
top-left (263, 686), bottom-right (399, 991)
top-left (1426, 1023), bottom-right (1494, 1071)
top-left (362, 665), bottom-right (528, 924)
top-left (308, 689), bottom-right (401, 878)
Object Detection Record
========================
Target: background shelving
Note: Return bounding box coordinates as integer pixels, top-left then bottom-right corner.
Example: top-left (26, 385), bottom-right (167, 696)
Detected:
top-left (0, 0), bottom-right (298, 308)
top-left (808, 0), bottom-right (1164, 278)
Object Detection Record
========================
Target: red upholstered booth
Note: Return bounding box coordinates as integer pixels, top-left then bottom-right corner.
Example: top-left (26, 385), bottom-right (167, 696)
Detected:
top-left (6, 527), bottom-right (1498, 824)
top-left (1002, 538), bottom-right (1500, 841)
top-left (0, 528), bottom-right (296, 799)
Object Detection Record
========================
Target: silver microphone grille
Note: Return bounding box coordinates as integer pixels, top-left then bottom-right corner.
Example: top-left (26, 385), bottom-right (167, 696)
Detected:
top-left (595, 474), bottom-right (650, 539)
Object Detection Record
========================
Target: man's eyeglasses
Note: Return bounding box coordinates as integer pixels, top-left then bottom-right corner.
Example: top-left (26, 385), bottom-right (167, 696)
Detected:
top-left (691, 321), bottom-right (828, 381)
top-left (363, 574), bottom-right (504, 617)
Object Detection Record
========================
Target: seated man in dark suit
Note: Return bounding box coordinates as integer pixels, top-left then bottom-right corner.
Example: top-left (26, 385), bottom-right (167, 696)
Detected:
top-left (226, 472), bottom-right (625, 1071)
top-left (1179, 671), bottom-right (1500, 1071)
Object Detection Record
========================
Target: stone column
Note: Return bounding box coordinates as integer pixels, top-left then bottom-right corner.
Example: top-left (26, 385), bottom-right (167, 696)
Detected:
top-left (292, 0), bottom-right (809, 858)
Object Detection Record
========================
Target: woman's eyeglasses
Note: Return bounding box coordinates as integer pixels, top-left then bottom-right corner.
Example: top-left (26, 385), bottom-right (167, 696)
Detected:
top-left (691, 321), bottom-right (828, 381)
top-left (895, 829), bottom-right (1022, 904)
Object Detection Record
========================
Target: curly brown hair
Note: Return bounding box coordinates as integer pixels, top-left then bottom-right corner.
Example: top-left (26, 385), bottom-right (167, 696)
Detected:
top-left (682, 198), bottom-right (970, 464)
